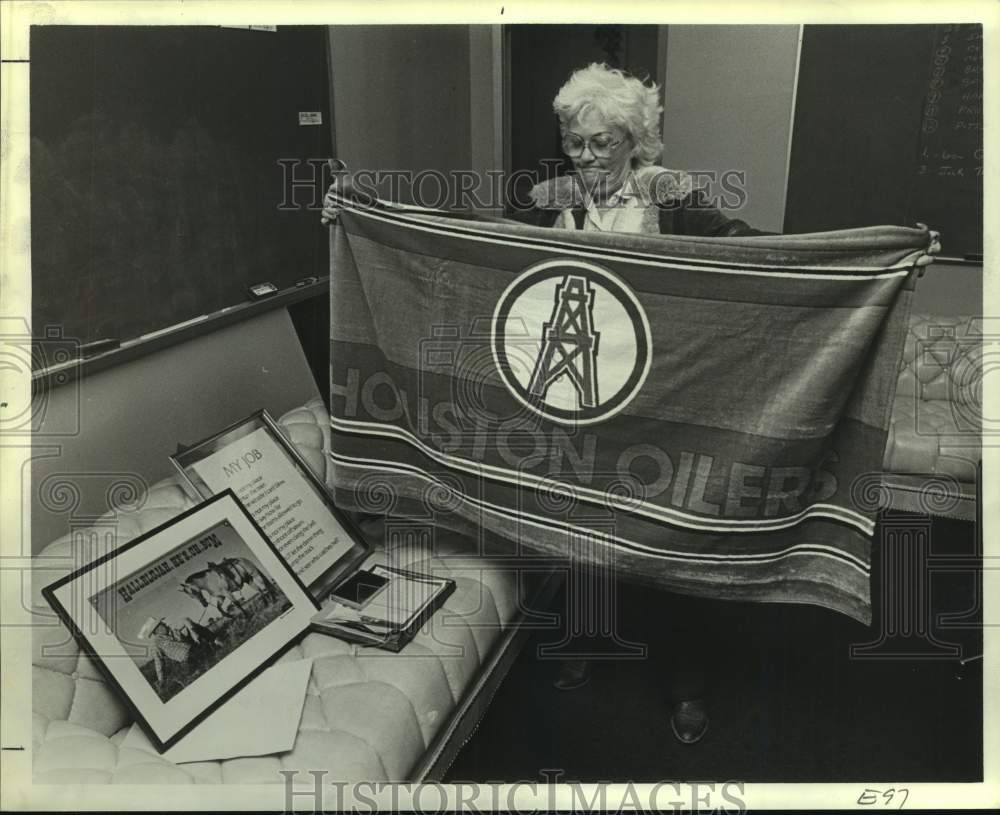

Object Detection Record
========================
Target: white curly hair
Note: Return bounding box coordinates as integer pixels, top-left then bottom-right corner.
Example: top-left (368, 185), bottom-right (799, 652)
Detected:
top-left (552, 63), bottom-right (664, 167)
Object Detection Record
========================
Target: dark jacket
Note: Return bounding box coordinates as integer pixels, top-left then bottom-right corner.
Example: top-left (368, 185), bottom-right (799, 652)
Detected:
top-left (508, 167), bottom-right (770, 238)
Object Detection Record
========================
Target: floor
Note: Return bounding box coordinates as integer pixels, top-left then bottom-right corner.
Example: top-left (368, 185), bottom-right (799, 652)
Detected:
top-left (446, 516), bottom-right (983, 783)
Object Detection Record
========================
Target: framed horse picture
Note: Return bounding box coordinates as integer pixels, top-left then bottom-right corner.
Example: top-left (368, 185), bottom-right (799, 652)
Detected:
top-left (170, 409), bottom-right (371, 600)
top-left (42, 490), bottom-right (318, 752)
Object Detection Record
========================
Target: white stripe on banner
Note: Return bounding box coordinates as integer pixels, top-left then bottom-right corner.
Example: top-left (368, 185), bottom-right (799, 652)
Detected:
top-left (332, 193), bottom-right (919, 278)
top-left (330, 416), bottom-right (876, 537)
top-left (329, 450), bottom-right (871, 575)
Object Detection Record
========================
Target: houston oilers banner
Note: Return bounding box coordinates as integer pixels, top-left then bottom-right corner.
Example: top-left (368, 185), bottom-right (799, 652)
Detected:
top-left (328, 195), bottom-right (929, 624)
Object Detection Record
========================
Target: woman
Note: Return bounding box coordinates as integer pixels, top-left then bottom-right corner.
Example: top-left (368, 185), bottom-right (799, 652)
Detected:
top-left (506, 63), bottom-right (768, 746)
top-left (323, 63), bottom-right (763, 745)
top-left (507, 63), bottom-right (764, 243)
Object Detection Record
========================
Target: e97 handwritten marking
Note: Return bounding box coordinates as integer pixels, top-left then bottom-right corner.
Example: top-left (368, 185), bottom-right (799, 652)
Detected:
top-left (858, 788), bottom-right (909, 808)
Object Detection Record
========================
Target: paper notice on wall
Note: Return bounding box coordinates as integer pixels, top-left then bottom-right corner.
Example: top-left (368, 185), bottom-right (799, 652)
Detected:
top-left (189, 427), bottom-right (353, 588)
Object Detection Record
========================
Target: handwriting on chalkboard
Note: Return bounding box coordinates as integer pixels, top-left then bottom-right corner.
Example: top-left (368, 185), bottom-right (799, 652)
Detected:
top-left (907, 23), bottom-right (983, 254)
top-left (915, 24), bottom-right (983, 177)
top-left (786, 25), bottom-right (983, 256)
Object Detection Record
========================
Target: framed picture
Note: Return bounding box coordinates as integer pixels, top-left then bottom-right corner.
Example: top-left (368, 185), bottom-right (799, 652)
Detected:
top-left (170, 409), bottom-right (369, 598)
top-left (42, 490), bottom-right (319, 752)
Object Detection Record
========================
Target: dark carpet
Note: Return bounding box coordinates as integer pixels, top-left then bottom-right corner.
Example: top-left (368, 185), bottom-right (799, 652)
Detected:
top-left (446, 515), bottom-right (983, 783)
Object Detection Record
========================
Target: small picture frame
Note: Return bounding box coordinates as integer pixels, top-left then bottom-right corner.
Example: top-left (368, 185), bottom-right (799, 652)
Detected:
top-left (42, 490), bottom-right (319, 753)
top-left (310, 564), bottom-right (456, 653)
top-left (170, 409), bottom-right (369, 598)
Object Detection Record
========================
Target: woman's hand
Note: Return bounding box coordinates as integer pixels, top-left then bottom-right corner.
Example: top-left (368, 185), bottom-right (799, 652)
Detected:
top-left (914, 222), bottom-right (942, 268)
top-left (321, 159), bottom-right (353, 226)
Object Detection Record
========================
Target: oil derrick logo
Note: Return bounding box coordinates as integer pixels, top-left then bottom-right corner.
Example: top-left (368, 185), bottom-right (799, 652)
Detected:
top-left (528, 276), bottom-right (600, 409)
top-left (492, 259), bottom-right (651, 425)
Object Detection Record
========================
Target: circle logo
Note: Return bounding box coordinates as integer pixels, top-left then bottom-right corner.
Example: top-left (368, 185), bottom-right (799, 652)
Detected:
top-left (491, 258), bottom-right (652, 425)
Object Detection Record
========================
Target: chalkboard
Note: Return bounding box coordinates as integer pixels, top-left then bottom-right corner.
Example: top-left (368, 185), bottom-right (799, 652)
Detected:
top-left (30, 26), bottom-right (334, 346)
top-left (784, 24), bottom-right (983, 258)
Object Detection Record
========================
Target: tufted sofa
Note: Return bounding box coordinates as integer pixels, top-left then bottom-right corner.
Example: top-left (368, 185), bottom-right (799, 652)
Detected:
top-left (31, 398), bottom-right (557, 784)
top-left (881, 313), bottom-right (982, 520)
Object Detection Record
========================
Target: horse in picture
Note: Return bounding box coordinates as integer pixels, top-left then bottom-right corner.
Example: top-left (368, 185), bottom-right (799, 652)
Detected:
top-left (178, 557), bottom-right (280, 619)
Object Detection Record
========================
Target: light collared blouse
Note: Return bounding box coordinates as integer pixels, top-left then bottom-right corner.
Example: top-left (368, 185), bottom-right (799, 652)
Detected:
top-left (551, 165), bottom-right (684, 235)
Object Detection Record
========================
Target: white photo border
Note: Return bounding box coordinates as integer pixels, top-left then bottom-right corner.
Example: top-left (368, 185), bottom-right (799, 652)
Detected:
top-left (2, 1), bottom-right (995, 811)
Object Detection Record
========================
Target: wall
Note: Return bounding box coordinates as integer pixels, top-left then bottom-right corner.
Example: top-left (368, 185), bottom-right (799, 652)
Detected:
top-left (661, 25), bottom-right (801, 233)
top-left (468, 26), bottom-right (504, 215)
top-left (31, 309), bottom-right (320, 552)
top-left (913, 261), bottom-right (983, 317)
top-left (328, 25), bottom-right (480, 207)
top-left (324, 25), bottom-right (980, 312)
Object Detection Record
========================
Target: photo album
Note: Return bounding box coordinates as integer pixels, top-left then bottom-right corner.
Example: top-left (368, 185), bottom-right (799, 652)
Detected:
top-left (43, 409), bottom-right (453, 753)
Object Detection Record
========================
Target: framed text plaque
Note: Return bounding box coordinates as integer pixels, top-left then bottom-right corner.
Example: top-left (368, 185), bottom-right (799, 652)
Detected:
top-left (171, 410), bottom-right (369, 597)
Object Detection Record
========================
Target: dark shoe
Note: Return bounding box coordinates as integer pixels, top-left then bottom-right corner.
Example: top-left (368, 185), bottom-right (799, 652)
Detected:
top-left (553, 659), bottom-right (591, 690)
top-left (670, 699), bottom-right (708, 744)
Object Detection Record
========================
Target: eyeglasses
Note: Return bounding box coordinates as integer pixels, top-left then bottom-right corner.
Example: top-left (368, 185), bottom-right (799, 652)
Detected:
top-left (561, 131), bottom-right (626, 158)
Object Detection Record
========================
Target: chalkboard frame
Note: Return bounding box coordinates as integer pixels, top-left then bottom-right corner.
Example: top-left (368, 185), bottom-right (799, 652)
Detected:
top-left (30, 277), bottom-right (330, 393)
